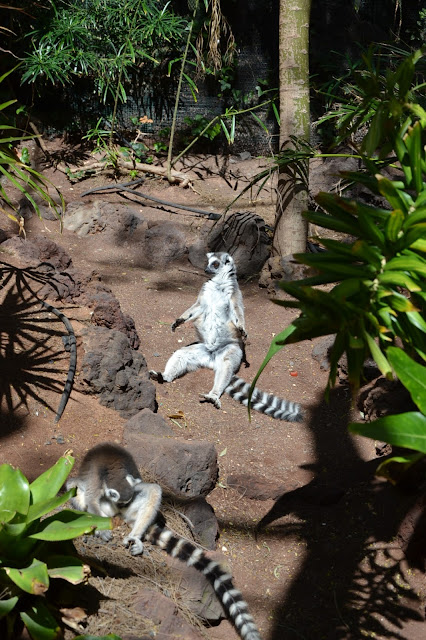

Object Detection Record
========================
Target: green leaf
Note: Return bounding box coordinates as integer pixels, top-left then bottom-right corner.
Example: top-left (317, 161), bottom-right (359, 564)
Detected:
top-left (361, 332), bottom-right (386, 374)
top-left (404, 120), bottom-right (423, 194)
top-left (0, 596), bottom-right (18, 619)
top-left (47, 555), bottom-right (90, 585)
top-left (6, 559), bottom-right (49, 595)
top-left (376, 174), bottom-right (412, 213)
top-left (249, 324), bottom-right (298, 415)
top-left (20, 600), bottom-right (61, 640)
top-left (27, 489), bottom-right (75, 524)
top-left (376, 453), bottom-right (425, 484)
top-left (0, 465), bottom-right (30, 517)
top-left (387, 347), bottom-right (426, 414)
top-left (30, 452), bottom-right (74, 503)
top-left (29, 510), bottom-right (111, 541)
top-left (385, 255), bottom-right (426, 277)
top-left (377, 271), bottom-right (421, 291)
top-left (387, 292), bottom-right (418, 312)
top-left (304, 210), bottom-right (359, 236)
top-left (384, 209), bottom-right (404, 242)
top-left (349, 412), bottom-right (426, 452)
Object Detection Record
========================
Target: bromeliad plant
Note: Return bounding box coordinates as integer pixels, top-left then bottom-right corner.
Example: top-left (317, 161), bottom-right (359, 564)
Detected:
top-left (252, 48), bottom-right (426, 480)
top-left (0, 451), bottom-right (111, 640)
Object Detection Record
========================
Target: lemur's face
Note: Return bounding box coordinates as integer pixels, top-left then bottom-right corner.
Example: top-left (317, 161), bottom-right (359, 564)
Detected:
top-left (205, 252), bottom-right (234, 275)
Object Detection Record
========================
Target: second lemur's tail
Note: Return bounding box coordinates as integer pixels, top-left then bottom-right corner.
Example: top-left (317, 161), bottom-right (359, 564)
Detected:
top-left (145, 523), bottom-right (261, 640)
top-left (225, 375), bottom-right (303, 422)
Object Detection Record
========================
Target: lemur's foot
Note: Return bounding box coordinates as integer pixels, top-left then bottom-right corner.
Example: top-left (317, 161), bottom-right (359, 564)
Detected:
top-left (200, 393), bottom-right (221, 409)
top-left (123, 535), bottom-right (144, 556)
top-left (95, 529), bottom-right (113, 543)
top-left (149, 370), bottom-right (164, 383)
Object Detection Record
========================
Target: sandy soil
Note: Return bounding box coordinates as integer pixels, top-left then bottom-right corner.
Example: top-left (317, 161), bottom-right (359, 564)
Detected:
top-left (0, 148), bottom-right (424, 640)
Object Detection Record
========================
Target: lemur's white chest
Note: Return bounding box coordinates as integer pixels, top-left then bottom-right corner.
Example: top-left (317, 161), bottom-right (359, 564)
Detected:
top-left (195, 276), bottom-right (236, 348)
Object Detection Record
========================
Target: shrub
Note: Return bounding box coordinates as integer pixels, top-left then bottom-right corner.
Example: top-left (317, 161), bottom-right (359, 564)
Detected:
top-left (0, 451), bottom-right (111, 640)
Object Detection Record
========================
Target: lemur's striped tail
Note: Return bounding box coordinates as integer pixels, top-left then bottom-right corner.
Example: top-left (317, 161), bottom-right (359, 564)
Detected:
top-left (145, 523), bottom-right (262, 640)
top-left (225, 375), bottom-right (303, 422)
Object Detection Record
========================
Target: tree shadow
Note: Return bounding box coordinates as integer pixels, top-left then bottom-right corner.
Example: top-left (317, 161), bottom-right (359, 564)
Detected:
top-left (0, 262), bottom-right (74, 431)
top-left (257, 386), bottom-right (425, 639)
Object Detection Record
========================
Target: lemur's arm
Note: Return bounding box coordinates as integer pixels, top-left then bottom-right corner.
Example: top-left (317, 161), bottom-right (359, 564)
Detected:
top-left (229, 291), bottom-right (246, 339)
top-left (122, 483), bottom-right (162, 555)
top-left (171, 296), bottom-right (204, 332)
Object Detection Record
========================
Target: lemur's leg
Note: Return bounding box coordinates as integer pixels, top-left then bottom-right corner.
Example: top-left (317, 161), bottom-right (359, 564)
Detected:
top-left (200, 344), bottom-right (243, 409)
top-left (150, 343), bottom-right (212, 383)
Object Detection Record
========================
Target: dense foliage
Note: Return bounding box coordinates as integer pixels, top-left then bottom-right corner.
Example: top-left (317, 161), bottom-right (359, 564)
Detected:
top-left (252, 49), bottom-right (426, 477)
top-left (19, 0), bottom-right (188, 103)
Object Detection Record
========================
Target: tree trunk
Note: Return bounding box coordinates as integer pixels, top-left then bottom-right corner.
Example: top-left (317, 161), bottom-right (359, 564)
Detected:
top-left (273, 0), bottom-right (311, 257)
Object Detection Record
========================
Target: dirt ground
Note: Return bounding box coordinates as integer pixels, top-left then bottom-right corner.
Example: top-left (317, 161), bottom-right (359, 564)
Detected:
top-left (0, 147), bottom-right (425, 640)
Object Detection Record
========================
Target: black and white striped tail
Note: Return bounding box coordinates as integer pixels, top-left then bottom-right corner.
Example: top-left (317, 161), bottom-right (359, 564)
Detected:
top-left (145, 523), bottom-right (262, 640)
top-left (225, 375), bottom-right (303, 422)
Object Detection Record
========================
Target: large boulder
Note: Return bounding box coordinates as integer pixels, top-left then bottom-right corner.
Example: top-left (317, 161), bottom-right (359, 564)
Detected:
top-left (80, 326), bottom-right (156, 418)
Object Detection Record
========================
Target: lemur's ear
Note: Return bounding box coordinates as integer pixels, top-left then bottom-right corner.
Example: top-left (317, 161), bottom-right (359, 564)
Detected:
top-left (126, 474), bottom-right (143, 489)
top-left (206, 252), bottom-right (213, 259)
top-left (104, 487), bottom-right (121, 502)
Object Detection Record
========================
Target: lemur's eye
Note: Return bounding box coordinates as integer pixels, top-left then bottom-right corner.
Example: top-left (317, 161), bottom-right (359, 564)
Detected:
top-left (212, 261), bottom-right (220, 269)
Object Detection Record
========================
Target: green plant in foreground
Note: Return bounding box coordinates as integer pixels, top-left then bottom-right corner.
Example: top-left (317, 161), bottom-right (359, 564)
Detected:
top-left (251, 49), bottom-right (426, 479)
top-left (350, 347), bottom-right (426, 482)
top-left (0, 451), bottom-right (111, 639)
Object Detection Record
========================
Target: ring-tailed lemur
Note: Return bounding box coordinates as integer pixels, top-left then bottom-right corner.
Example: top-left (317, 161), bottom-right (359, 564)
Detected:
top-left (67, 443), bottom-right (261, 640)
top-left (149, 252), bottom-right (302, 422)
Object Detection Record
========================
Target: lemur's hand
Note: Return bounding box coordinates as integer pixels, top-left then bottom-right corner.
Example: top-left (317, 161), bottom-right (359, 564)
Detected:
top-left (171, 318), bottom-right (184, 332)
top-left (238, 326), bottom-right (248, 341)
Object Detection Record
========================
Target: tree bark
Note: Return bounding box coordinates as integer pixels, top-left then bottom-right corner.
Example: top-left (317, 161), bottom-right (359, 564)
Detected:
top-left (273, 0), bottom-right (311, 256)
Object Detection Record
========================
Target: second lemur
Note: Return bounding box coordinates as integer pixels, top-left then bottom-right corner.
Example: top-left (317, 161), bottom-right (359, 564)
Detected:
top-left (67, 443), bottom-right (261, 640)
top-left (150, 252), bottom-right (302, 422)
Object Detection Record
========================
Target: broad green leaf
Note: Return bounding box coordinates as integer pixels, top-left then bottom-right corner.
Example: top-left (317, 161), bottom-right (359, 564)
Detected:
top-left (47, 555), bottom-right (90, 585)
top-left (6, 559), bottom-right (49, 594)
top-left (0, 465), bottom-right (30, 516)
top-left (20, 600), bottom-right (61, 640)
top-left (30, 453), bottom-right (74, 503)
top-left (27, 489), bottom-right (75, 524)
top-left (349, 412), bottom-right (426, 452)
top-left (0, 596), bottom-right (18, 619)
top-left (29, 510), bottom-right (111, 541)
top-left (387, 347), bottom-right (426, 413)
top-left (0, 509), bottom-right (17, 524)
